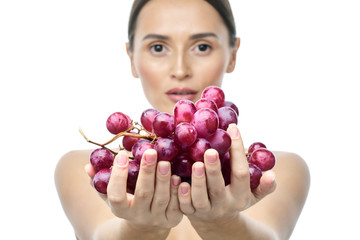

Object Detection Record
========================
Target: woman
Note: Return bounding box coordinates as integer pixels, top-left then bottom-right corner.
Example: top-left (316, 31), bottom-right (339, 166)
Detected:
top-left (55, 0), bottom-right (310, 239)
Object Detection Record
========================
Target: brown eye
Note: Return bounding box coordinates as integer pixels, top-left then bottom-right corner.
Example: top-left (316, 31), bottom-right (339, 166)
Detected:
top-left (197, 44), bottom-right (211, 52)
top-left (151, 44), bottom-right (164, 53)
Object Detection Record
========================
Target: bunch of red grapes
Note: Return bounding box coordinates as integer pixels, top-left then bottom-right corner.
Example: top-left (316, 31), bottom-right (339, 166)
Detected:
top-left (83, 86), bottom-right (276, 194)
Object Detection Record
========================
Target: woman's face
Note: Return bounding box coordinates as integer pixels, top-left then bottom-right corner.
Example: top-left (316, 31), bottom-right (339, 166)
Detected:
top-left (128, 0), bottom-right (239, 113)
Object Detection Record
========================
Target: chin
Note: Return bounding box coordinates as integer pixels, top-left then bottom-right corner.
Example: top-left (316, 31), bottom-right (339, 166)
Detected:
top-left (166, 103), bottom-right (177, 114)
top-left (164, 106), bottom-right (175, 114)
top-left (152, 103), bottom-right (174, 114)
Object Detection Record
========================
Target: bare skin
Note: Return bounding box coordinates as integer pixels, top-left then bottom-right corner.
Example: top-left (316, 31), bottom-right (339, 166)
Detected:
top-left (55, 0), bottom-right (310, 239)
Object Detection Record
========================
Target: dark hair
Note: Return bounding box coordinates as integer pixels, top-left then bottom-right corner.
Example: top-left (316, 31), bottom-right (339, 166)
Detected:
top-left (127, 0), bottom-right (237, 51)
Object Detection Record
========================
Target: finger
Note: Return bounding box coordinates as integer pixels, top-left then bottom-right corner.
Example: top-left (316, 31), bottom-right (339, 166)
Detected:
top-left (133, 149), bottom-right (157, 208)
top-left (227, 124), bottom-right (251, 199)
top-left (166, 175), bottom-right (182, 222)
top-left (85, 163), bottom-right (96, 179)
top-left (252, 170), bottom-right (277, 201)
top-left (190, 161), bottom-right (211, 212)
top-left (151, 161), bottom-right (171, 215)
top-left (203, 149), bottom-right (226, 206)
top-left (84, 163), bottom-right (96, 187)
top-left (178, 182), bottom-right (194, 215)
top-left (107, 151), bottom-right (129, 210)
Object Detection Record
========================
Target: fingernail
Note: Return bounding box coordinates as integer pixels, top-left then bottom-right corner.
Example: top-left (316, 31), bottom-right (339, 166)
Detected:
top-left (181, 185), bottom-right (189, 195)
top-left (228, 124), bottom-right (240, 139)
top-left (206, 149), bottom-right (218, 164)
top-left (194, 163), bottom-right (204, 177)
top-left (159, 162), bottom-right (170, 176)
top-left (171, 175), bottom-right (181, 187)
top-left (116, 152), bottom-right (128, 167)
top-left (144, 149), bottom-right (157, 164)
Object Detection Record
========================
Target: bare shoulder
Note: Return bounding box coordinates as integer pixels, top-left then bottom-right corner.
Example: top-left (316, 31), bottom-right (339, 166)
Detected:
top-left (273, 150), bottom-right (308, 165)
top-left (55, 149), bottom-right (91, 173)
top-left (273, 150), bottom-right (309, 173)
top-left (54, 149), bottom-right (113, 239)
top-left (275, 150), bottom-right (311, 198)
top-left (272, 151), bottom-right (310, 188)
top-left (243, 150), bottom-right (310, 239)
top-left (54, 149), bottom-right (93, 200)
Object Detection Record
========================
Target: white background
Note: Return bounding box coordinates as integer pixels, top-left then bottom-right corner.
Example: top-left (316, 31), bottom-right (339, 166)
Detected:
top-left (1, 0), bottom-right (359, 239)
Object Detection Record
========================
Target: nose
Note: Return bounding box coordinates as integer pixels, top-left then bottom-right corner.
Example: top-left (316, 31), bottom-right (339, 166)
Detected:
top-left (171, 52), bottom-right (191, 81)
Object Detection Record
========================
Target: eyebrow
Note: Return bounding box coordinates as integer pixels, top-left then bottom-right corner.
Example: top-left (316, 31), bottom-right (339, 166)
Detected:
top-left (142, 32), bottom-right (218, 41)
top-left (142, 34), bottom-right (170, 41)
top-left (189, 32), bottom-right (218, 40)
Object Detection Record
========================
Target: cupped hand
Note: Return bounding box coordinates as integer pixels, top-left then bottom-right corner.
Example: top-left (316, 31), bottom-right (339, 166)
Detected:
top-left (177, 124), bottom-right (276, 224)
top-left (85, 149), bottom-right (183, 229)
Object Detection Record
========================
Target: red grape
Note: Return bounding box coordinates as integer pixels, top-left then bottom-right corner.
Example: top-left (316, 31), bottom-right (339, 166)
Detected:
top-left (217, 106), bottom-right (238, 130)
top-left (195, 98), bottom-right (218, 113)
top-left (249, 163), bottom-right (262, 190)
top-left (152, 112), bottom-right (175, 137)
top-left (172, 153), bottom-right (193, 177)
top-left (220, 151), bottom-right (231, 185)
top-left (125, 114), bottom-right (133, 129)
top-left (93, 168), bottom-right (111, 194)
top-left (206, 128), bottom-right (232, 156)
top-left (106, 112), bottom-right (129, 134)
top-left (122, 131), bottom-right (141, 151)
top-left (154, 137), bottom-right (180, 161)
top-left (90, 148), bottom-right (114, 172)
top-left (174, 122), bottom-right (197, 147)
top-left (140, 108), bottom-right (159, 132)
top-left (189, 138), bottom-right (211, 162)
top-left (132, 140), bottom-right (154, 163)
top-left (191, 108), bottom-right (219, 138)
top-left (131, 139), bottom-right (149, 158)
top-left (201, 86), bottom-right (225, 107)
top-left (127, 160), bottom-right (140, 194)
top-left (248, 142), bottom-right (267, 153)
top-left (221, 101), bottom-right (239, 115)
top-left (174, 100), bottom-right (197, 124)
top-left (181, 176), bottom-right (192, 185)
top-left (249, 148), bottom-right (276, 171)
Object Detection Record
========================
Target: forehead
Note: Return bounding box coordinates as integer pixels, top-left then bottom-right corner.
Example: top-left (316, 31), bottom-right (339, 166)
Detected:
top-left (135, 0), bottom-right (228, 37)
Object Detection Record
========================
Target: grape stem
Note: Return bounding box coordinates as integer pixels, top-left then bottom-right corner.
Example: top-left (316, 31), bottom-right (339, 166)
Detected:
top-left (78, 128), bottom-right (117, 155)
top-left (78, 126), bottom-right (157, 155)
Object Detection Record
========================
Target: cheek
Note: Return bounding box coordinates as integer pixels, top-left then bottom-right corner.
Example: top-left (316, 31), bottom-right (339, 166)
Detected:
top-left (137, 62), bottom-right (158, 87)
top-left (196, 58), bottom-right (227, 85)
top-left (136, 56), bottom-right (169, 88)
top-left (135, 58), bottom-right (171, 111)
top-left (135, 61), bottom-right (158, 104)
top-left (136, 58), bottom-right (165, 100)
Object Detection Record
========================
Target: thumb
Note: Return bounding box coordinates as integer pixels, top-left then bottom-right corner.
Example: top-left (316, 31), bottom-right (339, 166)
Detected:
top-left (252, 170), bottom-right (276, 200)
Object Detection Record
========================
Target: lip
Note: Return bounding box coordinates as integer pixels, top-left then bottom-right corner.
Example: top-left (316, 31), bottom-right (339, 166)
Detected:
top-left (166, 87), bottom-right (198, 102)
